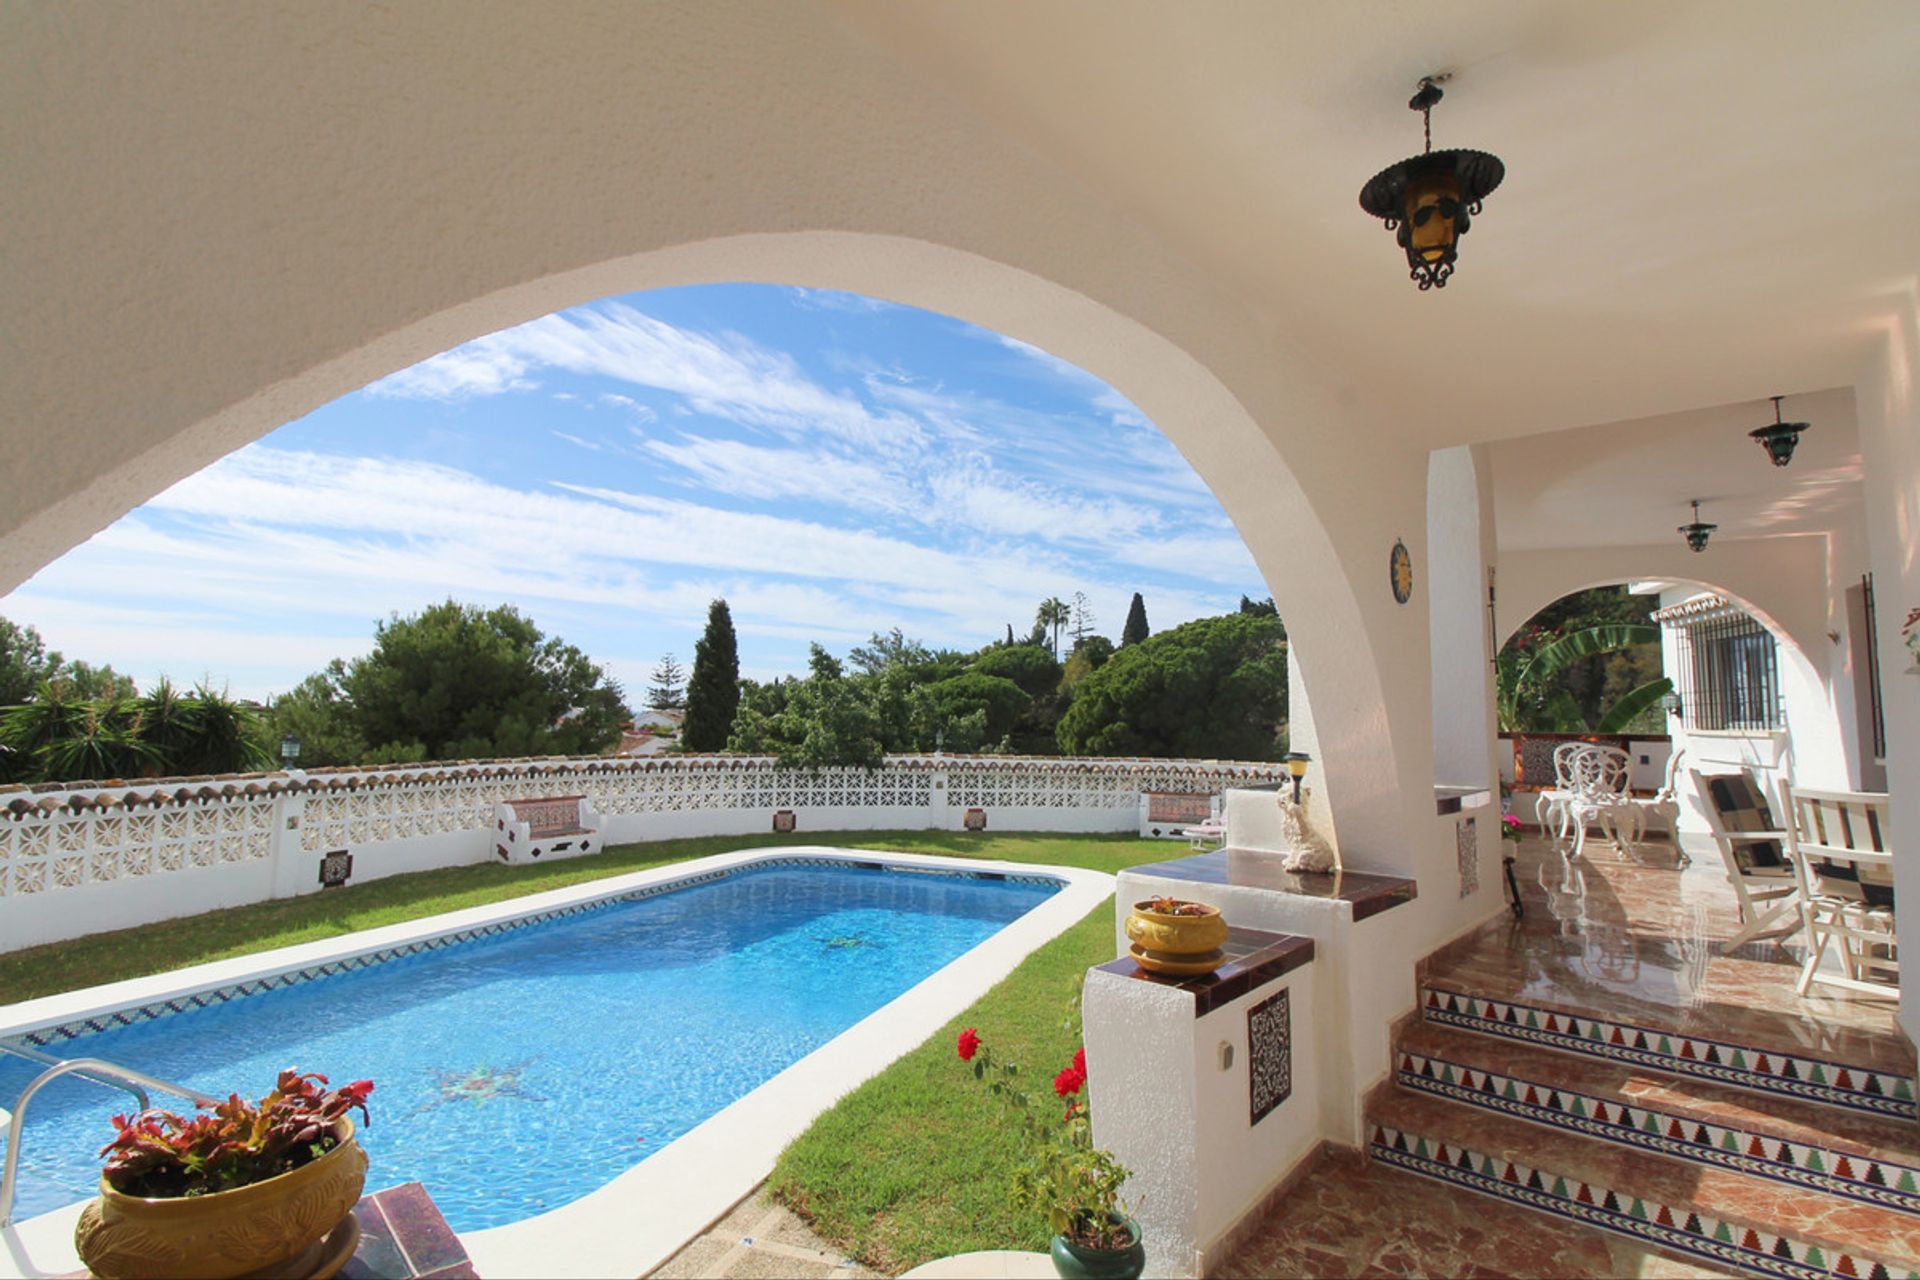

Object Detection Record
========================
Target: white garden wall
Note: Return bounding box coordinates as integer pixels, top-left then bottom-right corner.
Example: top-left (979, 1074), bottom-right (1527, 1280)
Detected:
top-left (0, 754), bottom-right (1283, 955)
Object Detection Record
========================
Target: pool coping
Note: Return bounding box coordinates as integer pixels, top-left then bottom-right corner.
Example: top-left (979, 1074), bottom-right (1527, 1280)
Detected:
top-left (0, 845), bottom-right (1115, 1279)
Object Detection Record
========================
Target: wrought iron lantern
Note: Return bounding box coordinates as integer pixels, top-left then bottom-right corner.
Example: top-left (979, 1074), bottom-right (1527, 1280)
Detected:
top-left (1750, 395), bottom-right (1809, 468)
top-left (279, 733), bottom-right (302, 765)
top-left (1679, 500), bottom-right (1717, 553)
top-left (1359, 77), bottom-right (1504, 290)
top-left (1659, 690), bottom-right (1682, 718)
top-left (1284, 751), bottom-right (1312, 805)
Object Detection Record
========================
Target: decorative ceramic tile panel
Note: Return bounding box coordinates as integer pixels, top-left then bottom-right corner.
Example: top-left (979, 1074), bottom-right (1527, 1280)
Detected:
top-left (1249, 987), bottom-right (1292, 1125)
top-left (1371, 1124), bottom-right (1915, 1280)
top-left (1456, 817), bottom-right (1479, 898)
top-left (1398, 1051), bottom-right (1920, 1215)
top-left (1422, 987), bottom-right (1918, 1120)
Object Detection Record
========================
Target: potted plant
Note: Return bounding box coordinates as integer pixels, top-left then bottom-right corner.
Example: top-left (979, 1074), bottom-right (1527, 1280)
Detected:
top-left (1123, 896), bottom-right (1227, 976)
top-left (74, 1069), bottom-right (374, 1280)
top-left (957, 1027), bottom-right (1145, 1280)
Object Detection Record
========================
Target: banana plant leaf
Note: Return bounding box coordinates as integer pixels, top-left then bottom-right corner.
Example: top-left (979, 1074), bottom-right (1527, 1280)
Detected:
top-left (1595, 677), bottom-right (1674, 734)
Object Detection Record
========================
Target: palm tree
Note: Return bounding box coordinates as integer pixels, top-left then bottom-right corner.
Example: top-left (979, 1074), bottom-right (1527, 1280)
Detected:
top-left (1035, 598), bottom-right (1070, 659)
top-left (1497, 624), bottom-right (1672, 733)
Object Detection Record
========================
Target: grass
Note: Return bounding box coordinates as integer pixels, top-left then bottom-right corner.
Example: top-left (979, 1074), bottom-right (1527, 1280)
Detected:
top-left (1, 827), bottom-right (1177, 1274)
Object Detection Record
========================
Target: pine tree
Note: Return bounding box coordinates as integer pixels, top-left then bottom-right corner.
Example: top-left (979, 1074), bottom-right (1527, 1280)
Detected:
top-left (1121, 592), bottom-right (1150, 647)
top-left (1069, 591), bottom-right (1095, 645)
top-left (647, 653), bottom-right (686, 711)
top-left (682, 600), bottom-right (741, 750)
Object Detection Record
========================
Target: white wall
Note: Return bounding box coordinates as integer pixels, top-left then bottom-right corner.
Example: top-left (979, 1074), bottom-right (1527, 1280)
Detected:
top-left (1428, 446), bottom-right (1494, 792)
top-left (1854, 284), bottom-right (1920, 1044)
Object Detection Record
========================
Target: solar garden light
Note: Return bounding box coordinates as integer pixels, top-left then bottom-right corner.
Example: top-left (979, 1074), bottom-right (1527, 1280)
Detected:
top-left (1284, 752), bottom-right (1312, 805)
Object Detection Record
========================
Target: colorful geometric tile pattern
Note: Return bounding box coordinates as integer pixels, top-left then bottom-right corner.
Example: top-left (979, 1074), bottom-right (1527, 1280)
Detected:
top-left (10, 858), bottom-right (1059, 1047)
top-left (1397, 1051), bottom-right (1920, 1216)
top-left (1371, 1123), bottom-right (1915, 1280)
top-left (1422, 986), bottom-right (1918, 1121)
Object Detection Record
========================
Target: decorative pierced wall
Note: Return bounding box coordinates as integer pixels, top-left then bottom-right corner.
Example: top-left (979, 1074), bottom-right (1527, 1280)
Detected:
top-left (0, 756), bottom-right (1282, 906)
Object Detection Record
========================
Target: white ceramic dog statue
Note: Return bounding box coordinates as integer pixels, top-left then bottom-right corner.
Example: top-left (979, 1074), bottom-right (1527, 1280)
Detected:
top-left (1277, 790), bottom-right (1338, 874)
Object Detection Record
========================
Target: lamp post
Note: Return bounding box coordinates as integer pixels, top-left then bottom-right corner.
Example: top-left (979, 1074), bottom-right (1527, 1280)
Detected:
top-left (280, 733), bottom-right (302, 768)
top-left (1284, 752), bottom-right (1311, 806)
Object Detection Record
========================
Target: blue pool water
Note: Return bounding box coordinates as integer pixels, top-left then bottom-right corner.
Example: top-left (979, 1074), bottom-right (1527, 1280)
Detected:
top-left (0, 861), bottom-right (1056, 1230)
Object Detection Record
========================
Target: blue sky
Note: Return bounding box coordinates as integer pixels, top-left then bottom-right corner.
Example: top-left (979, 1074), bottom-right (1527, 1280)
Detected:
top-left (2, 286), bottom-right (1266, 703)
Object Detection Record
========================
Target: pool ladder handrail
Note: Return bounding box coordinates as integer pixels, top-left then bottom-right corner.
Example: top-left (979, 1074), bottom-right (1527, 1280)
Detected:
top-left (0, 1044), bottom-right (219, 1228)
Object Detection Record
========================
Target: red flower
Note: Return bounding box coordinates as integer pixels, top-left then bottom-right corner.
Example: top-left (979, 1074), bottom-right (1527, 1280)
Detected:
top-left (957, 1028), bottom-right (980, 1062)
top-left (1072, 1046), bottom-right (1086, 1077)
top-left (1053, 1065), bottom-right (1085, 1098)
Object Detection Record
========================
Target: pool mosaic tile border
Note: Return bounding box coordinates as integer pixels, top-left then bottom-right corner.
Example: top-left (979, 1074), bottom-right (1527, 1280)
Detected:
top-left (1397, 1052), bottom-right (1920, 1216)
top-left (11, 857), bottom-right (1061, 1048)
top-left (1370, 1124), bottom-right (1914, 1280)
top-left (1421, 987), bottom-right (1918, 1121)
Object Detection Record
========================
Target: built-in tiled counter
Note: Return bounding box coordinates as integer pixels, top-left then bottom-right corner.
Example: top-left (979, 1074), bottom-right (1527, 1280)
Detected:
top-left (1085, 926), bottom-right (1321, 1279)
top-left (1123, 848), bottom-right (1417, 920)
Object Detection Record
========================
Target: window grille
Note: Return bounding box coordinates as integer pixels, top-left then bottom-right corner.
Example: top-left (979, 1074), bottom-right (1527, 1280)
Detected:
top-left (1659, 600), bottom-right (1781, 732)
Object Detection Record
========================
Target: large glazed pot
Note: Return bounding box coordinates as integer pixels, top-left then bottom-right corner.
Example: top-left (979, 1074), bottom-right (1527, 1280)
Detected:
top-left (1124, 898), bottom-right (1228, 976)
top-left (1049, 1217), bottom-right (1147, 1280)
top-left (75, 1119), bottom-right (367, 1280)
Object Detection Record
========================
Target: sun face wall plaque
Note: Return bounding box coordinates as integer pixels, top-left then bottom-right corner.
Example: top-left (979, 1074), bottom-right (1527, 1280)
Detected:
top-left (1390, 539), bottom-right (1414, 604)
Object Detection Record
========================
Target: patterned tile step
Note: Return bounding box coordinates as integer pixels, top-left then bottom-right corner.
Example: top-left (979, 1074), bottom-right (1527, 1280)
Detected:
top-left (1371, 1124), bottom-right (1913, 1280)
top-left (1397, 1022), bottom-right (1920, 1170)
top-left (1397, 1048), bottom-right (1920, 1216)
top-left (1422, 986), bottom-right (1918, 1121)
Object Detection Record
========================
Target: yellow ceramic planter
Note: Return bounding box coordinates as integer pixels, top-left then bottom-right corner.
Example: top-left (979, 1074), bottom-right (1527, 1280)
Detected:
top-left (1124, 899), bottom-right (1228, 975)
top-left (75, 1119), bottom-right (367, 1280)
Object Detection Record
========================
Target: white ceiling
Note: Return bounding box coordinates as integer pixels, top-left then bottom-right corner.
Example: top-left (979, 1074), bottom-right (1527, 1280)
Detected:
top-left (1488, 386), bottom-right (1862, 551)
top-left (837, 1), bottom-right (1920, 448)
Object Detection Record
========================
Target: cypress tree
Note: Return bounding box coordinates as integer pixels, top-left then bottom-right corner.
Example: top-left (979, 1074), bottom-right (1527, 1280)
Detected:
top-left (682, 599), bottom-right (741, 750)
top-left (1121, 592), bottom-right (1150, 647)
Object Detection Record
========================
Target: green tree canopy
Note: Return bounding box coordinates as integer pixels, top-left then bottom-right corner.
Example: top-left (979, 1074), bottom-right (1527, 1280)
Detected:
top-left (1055, 613), bottom-right (1287, 759)
top-left (728, 645), bottom-right (885, 767)
top-left (267, 665), bottom-right (368, 768)
top-left (682, 598), bottom-right (742, 751)
top-left (0, 618), bottom-right (62, 705)
top-left (331, 600), bottom-right (627, 761)
top-left (971, 644), bottom-right (1062, 700)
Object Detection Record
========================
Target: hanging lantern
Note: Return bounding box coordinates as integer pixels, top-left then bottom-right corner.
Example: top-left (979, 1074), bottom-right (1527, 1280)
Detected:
top-left (1750, 395), bottom-right (1809, 467)
top-left (1359, 77), bottom-right (1504, 290)
top-left (1679, 500), bottom-right (1717, 553)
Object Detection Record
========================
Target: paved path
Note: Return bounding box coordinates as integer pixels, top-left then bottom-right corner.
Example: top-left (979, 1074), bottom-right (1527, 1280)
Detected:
top-left (649, 1186), bottom-right (882, 1280)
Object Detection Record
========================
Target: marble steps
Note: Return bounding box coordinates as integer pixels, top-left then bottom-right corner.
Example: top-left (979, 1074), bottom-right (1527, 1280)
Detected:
top-left (1396, 1021), bottom-right (1920, 1218)
top-left (1418, 982), bottom-right (1918, 1123)
top-left (1369, 1087), bottom-right (1919, 1280)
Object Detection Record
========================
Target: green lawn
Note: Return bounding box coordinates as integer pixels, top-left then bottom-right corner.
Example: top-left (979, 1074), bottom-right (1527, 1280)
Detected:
top-left (0, 828), bottom-right (1173, 1275)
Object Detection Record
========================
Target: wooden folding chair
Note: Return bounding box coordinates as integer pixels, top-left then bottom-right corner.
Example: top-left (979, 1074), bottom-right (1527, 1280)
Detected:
top-left (1777, 781), bottom-right (1896, 998)
top-left (1691, 769), bottom-right (1800, 948)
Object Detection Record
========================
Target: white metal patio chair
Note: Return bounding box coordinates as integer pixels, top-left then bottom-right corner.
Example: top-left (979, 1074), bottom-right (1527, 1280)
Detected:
top-left (1599, 748), bottom-right (1689, 864)
top-left (1692, 768), bottom-right (1800, 949)
top-left (1563, 745), bottom-right (1633, 859)
top-left (1777, 781), bottom-right (1896, 998)
top-left (1533, 742), bottom-right (1589, 840)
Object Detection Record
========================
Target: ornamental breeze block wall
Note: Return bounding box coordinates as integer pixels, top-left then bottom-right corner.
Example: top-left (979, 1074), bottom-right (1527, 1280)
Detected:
top-left (0, 755), bottom-right (1283, 953)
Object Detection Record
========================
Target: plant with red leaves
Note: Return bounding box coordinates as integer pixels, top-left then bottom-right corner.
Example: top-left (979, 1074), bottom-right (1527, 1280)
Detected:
top-left (99, 1069), bottom-right (373, 1198)
top-left (956, 1030), bottom-right (1131, 1250)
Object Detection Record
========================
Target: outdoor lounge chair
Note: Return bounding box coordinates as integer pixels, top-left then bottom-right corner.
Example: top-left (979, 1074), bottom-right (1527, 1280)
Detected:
top-left (1777, 781), bottom-right (1896, 998)
top-left (1692, 768), bottom-right (1800, 949)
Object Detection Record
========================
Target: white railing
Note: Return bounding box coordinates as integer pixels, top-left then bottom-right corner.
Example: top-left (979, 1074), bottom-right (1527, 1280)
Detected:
top-left (0, 754), bottom-right (1282, 952)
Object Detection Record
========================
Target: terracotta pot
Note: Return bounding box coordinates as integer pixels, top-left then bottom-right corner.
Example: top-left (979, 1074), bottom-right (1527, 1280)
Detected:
top-left (1049, 1216), bottom-right (1146, 1279)
top-left (1123, 899), bottom-right (1228, 975)
top-left (75, 1119), bottom-right (367, 1280)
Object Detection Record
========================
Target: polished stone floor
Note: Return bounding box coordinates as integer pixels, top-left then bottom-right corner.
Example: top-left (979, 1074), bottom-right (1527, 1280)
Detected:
top-left (1423, 831), bottom-right (1910, 1076)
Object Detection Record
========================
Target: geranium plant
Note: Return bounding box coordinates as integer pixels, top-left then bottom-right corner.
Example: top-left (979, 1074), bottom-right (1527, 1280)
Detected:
top-left (957, 1027), bottom-right (1134, 1250)
top-left (1499, 812), bottom-right (1525, 845)
top-left (99, 1069), bottom-right (373, 1198)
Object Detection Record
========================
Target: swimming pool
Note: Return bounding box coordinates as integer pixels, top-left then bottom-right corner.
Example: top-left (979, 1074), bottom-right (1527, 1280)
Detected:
top-left (0, 848), bottom-right (1114, 1276)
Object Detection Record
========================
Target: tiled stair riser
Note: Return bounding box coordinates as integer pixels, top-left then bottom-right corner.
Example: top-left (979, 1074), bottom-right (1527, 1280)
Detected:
top-left (1370, 1126), bottom-right (1913, 1280)
top-left (1421, 987), bottom-right (1918, 1122)
top-left (1397, 1053), bottom-right (1920, 1216)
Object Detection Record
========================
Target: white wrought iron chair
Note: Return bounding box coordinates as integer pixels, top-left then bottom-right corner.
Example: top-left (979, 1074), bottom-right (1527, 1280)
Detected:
top-left (1563, 745), bottom-right (1633, 859)
top-left (1603, 748), bottom-right (1689, 864)
top-left (1692, 768), bottom-right (1800, 949)
top-left (1777, 781), bottom-right (1896, 998)
top-left (1533, 742), bottom-right (1589, 840)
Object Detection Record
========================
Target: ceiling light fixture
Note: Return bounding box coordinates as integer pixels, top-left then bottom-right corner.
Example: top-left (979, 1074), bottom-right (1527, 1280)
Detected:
top-left (1679, 500), bottom-right (1717, 553)
top-left (1750, 395), bottom-right (1809, 468)
top-left (1358, 75), bottom-right (1505, 290)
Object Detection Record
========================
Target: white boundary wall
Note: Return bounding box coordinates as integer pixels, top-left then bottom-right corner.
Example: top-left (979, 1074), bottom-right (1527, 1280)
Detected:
top-left (0, 754), bottom-right (1281, 953)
